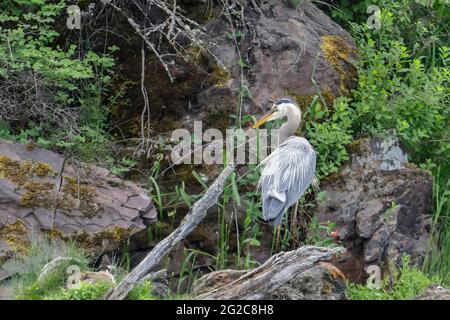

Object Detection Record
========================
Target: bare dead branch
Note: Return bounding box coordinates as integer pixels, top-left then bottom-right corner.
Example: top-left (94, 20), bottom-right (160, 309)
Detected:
top-left (105, 163), bottom-right (235, 300)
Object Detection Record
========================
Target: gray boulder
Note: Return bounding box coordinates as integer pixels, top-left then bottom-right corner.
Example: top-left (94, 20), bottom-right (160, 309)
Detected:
top-left (315, 136), bottom-right (432, 282)
top-left (414, 286), bottom-right (450, 300)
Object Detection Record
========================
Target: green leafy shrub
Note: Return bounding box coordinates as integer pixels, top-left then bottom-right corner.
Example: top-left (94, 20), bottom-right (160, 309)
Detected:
top-left (52, 281), bottom-right (114, 300)
top-left (350, 21), bottom-right (450, 166)
top-left (347, 255), bottom-right (442, 300)
top-left (325, 0), bottom-right (450, 51)
top-left (127, 280), bottom-right (156, 300)
top-left (306, 96), bottom-right (354, 177)
top-left (0, 0), bottom-right (118, 166)
top-left (344, 2), bottom-right (449, 283)
top-left (423, 167), bottom-right (450, 284)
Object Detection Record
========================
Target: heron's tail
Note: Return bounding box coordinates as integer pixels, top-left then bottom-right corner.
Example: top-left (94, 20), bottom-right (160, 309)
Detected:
top-left (263, 196), bottom-right (286, 226)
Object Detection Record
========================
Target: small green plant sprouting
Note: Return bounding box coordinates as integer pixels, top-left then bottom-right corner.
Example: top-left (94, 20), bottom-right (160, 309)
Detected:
top-left (50, 281), bottom-right (114, 300)
top-left (306, 216), bottom-right (338, 248)
top-left (127, 280), bottom-right (156, 300)
top-left (176, 248), bottom-right (215, 295)
top-left (110, 157), bottom-right (138, 177)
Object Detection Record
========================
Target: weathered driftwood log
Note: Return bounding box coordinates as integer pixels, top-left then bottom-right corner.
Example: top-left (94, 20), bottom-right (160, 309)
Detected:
top-left (105, 164), bottom-right (235, 300)
top-left (139, 269), bottom-right (167, 284)
top-left (195, 245), bottom-right (344, 300)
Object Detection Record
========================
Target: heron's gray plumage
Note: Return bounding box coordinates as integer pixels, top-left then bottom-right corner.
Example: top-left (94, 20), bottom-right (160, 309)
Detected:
top-left (256, 98), bottom-right (317, 226)
top-left (259, 136), bottom-right (316, 225)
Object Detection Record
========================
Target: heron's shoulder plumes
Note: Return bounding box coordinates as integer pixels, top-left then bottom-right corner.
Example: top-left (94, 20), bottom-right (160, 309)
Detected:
top-left (281, 136), bottom-right (314, 151)
top-left (258, 135), bottom-right (316, 226)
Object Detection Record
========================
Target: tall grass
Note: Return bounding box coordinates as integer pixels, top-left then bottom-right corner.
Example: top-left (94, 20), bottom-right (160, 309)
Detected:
top-left (423, 166), bottom-right (450, 284)
top-left (3, 238), bottom-right (90, 299)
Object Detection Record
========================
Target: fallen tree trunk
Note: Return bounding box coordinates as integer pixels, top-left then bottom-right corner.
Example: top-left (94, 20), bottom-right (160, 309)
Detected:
top-left (105, 163), bottom-right (235, 300)
top-left (195, 245), bottom-right (344, 300)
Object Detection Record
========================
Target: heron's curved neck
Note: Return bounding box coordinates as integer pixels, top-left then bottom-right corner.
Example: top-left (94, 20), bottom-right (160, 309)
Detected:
top-left (279, 105), bottom-right (301, 144)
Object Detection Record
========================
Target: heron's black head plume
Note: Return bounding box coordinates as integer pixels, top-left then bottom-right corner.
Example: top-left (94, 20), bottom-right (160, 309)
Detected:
top-left (275, 97), bottom-right (295, 105)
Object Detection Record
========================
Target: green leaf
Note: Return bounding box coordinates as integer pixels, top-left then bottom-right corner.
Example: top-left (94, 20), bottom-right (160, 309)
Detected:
top-left (230, 172), bottom-right (241, 206)
top-left (192, 170), bottom-right (208, 190)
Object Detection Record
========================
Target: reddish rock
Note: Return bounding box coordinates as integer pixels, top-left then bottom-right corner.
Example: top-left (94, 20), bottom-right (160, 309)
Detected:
top-left (316, 137), bottom-right (432, 282)
top-left (197, 0), bottom-right (357, 122)
top-left (0, 139), bottom-right (157, 265)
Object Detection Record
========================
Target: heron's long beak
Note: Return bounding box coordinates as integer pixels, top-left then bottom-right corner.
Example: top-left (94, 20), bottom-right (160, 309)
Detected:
top-left (252, 110), bottom-right (277, 129)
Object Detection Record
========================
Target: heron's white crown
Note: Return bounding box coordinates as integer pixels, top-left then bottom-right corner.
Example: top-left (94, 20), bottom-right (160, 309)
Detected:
top-left (274, 101), bottom-right (301, 120)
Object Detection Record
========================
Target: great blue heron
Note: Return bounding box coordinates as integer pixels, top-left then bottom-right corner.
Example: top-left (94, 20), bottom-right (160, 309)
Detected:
top-left (252, 97), bottom-right (316, 226)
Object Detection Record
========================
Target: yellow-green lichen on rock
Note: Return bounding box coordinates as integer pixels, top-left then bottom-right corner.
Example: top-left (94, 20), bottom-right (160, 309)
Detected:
top-left (95, 226), bottom-right (137, 244)
top-left (62, 176), bottom-right (102, 218)
top-left (0, 155), bottom-right (55, 186)
top-left (0, 154), bottom-right (102, 217)
top-left (70, 227), bottom-right (138, 255)
top-left (320, 35), bottom-right (358, 95)
top-left (0, 220), bottom-right (30, 255)
top-left (20, 182), bottom-right (56, 209)
top-left (187, 45), bottom-right (231, 89)
top-left (287, 87), bottom-right (336, 111)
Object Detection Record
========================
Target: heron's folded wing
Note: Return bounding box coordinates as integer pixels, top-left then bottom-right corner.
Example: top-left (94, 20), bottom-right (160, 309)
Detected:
top-left (259, 137), bottom-right (316, 223)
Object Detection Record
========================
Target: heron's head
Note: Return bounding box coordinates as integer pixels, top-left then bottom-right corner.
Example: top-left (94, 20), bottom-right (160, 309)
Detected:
top-left (252, 97), bottom-right (300, 128)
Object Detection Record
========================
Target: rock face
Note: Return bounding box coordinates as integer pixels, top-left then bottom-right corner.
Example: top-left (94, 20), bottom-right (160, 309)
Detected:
top-left (113, 1), bottom-right (358, 136)
top-left (197, 0), bottom-right (357, 119)
top-left (315, 136), bottom-right (433, 282)
top-left (414, 286), bottom-right (450, 300)
top-left (0, 139), bottom-right (157, 265)
top-left (192, 263), bottom-right (346, 300)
